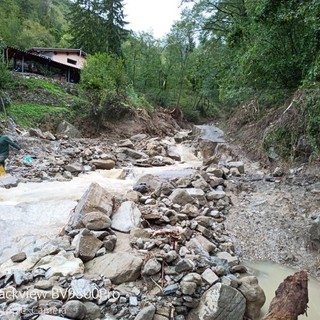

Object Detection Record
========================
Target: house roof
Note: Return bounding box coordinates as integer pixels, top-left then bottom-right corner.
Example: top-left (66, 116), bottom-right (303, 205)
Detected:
top-left (6, 47), bottom-right (83, 71)
top-left (29, 47), bottom-right (87, 57)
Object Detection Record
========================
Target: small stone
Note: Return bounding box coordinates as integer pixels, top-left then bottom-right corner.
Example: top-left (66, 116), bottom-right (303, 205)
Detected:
top-left (273, 167), bottom-right (284, 177)
top-left (179, 246), bottom-right (189, 257)
top-left (142, 258), bottom-right (162, 276)
top-left (231, 265), bottom-right (248, 274)
top-left (163, 283), bottom-right (180, 295)
top-left (180, 281), bottom-right (197, 295)
top-left (201, 268), bottom-right (219, 285)
top-left (134, 304), bottom-right (156, 320)
top-left (96, 247), bottom-right (106, 256)
top-left (83, 302), bottom-right (101, 320)
top-left (11, 252), bottom-right (27, 263)
top-left (175, 259), bottom-right (195, 273)
top-left (63, 300), bottom-right (87, 320)
top-left (34, 279), bottom-right (54, 290)
top-left (216, 251), bottom-right (239, 267)
top-left (129, 296), bottom-right (138, 306)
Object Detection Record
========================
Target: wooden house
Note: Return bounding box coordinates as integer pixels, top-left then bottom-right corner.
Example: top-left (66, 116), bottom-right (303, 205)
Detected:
top-left (4, 47), bottom-right (87, 83)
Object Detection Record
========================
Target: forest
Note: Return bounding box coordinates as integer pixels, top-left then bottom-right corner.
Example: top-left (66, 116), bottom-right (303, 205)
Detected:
top-left (0, 0), bottom-right (320, 158)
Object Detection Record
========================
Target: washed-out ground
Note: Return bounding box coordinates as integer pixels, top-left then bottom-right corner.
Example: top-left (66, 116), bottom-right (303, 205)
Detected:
top-left (223, 141), bottom-right (320, 279)
top-left (3, 113), bottom-right (320, 279)
top-left (1, 112), bottom-right (319, 319)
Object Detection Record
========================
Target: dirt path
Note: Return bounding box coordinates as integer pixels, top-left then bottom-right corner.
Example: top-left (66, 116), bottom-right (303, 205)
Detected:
top-left (223, 142), bottom-right (320, 279)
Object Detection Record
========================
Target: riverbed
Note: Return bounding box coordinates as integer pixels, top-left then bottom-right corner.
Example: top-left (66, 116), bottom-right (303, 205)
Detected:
top-left (0, 126), bottom-right (319, 318)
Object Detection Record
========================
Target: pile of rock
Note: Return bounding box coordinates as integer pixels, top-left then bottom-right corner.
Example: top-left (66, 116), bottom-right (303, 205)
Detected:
top-left (5, 131), bottom-right (191, 187)
top-left (0, 138), bottom-right (266, 320)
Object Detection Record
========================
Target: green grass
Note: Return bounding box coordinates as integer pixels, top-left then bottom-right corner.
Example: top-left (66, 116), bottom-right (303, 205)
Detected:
top-left (26, 79), bottom-right (67, 97)
top-left (8, 103), bottom-right (72, 128)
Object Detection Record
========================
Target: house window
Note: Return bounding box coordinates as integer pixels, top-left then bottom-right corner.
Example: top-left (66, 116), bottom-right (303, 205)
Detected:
top-left (67, 58), bottom-right (77, 65)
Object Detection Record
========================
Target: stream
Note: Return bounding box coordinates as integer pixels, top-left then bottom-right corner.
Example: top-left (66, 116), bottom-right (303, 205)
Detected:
top-left (0, 125), bottom-right (319, 319)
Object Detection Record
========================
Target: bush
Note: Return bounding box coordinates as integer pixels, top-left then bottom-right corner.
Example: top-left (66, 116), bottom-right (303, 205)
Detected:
top-left (80, 53), bottom-right (128, 94)
top-left (305, 91), bottom-right (320, 153)
top-left (0, 63), bottom-right (14, 89)
top-left (80, 53), bottom-right (132, 124)
top-left (127, 86), bottom-right (153, 111)
top-left (264, 127), bottom-right (295, 160)
top-left (181, 105), bottom-right (201, 123)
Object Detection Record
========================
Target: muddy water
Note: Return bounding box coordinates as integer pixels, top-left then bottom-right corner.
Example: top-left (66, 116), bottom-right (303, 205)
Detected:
top-left (245, 260), bottom-right (320, 319)
top-left (0, 170), bottom-right (134, 264)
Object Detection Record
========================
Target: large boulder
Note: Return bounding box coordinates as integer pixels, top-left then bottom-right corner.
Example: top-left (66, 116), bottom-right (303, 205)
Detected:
top-left (56, 120), bottom-right (82, 138)
top-left (133, 174), bottom-right (163, 193)
top-left (65, 162), bottom-right (83, 173)
top-left (0, 174), bottom-right (18, 189)
top-left (68, 182), bottom-right (114, 229)
top-left (29, 128), bottom-right (46, 139)
top-left (111, 201), bottom-right (141, 233)
top-left (199, 139), bottom-right (218, 161)
top-left (166, 146), bottom-right (181, 161)
top-left (169, 189), bottom-right (194, 206)
top-left (91, 159), bottom-right (116, 170)
top-left (187, 283), bottom-right (246, 320)
top-left (146, 139), bottom-right (166, 157)
top-left (238, 276), bottom-right (266, 320)
top-left (116, 147), bottom-right (148, 160)
top-left (72, 229), bottom-right (103, 262)
top-left (226, 161), bottom-right (245, 174)
top-left (85, 252), bottom-right (143, 284)
top-left (33, 250), bottom-right (85, 279)
top-left (82, 211), bottom-right (112, 231)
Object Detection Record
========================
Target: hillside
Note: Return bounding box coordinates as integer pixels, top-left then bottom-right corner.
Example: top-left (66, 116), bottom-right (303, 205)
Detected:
top-left (223, 90), bottom-right (320, 170)
top-left (0, 73), bottom-right (189, 139)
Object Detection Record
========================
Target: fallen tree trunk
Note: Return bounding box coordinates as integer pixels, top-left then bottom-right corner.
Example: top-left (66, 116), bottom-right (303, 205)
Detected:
top-left (263, 271), bottom-right (308, 320)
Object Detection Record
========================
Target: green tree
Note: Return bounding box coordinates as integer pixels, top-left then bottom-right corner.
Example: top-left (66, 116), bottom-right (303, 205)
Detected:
top-left (80, 52), bottom-right (129, 124)
top-left (0, 0), bottom-right (22, 47)
top-left (69, 0), bottom-right (128, 55)
top-left (181, 0), bottom-right (320, 106)
top-left (0, 0), bottom-right (69, 48)
top-left (17, 20), bottom-right (56, 49)
top-left (101, 0), bottom-right (129, 57)
top-left (165, 20), bottom-right (195, 107)
top-left (123, 32), bottom-right (164, 101)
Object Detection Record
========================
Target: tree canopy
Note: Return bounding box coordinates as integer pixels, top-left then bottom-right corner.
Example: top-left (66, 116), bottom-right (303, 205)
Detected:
top-left (68, 0), bottom-right (129, 56)
top-left (1, 0), bottom-right (320, 116)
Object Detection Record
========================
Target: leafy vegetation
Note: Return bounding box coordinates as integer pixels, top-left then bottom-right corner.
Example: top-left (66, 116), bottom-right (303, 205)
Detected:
top-left (264, 127), bottom-right (295, 160)
top-left (0, 63), bottom-right (15, 89)
top-left (0, 0), bottom-right (70, 49)
top-left (79, 52), bottom-right (130, 124)
top-left (305, 91), bottom-right (320, 154)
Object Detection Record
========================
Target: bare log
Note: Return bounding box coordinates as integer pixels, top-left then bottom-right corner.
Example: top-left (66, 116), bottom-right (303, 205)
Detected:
top-left (263, 271), bottom-right (308, 320)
